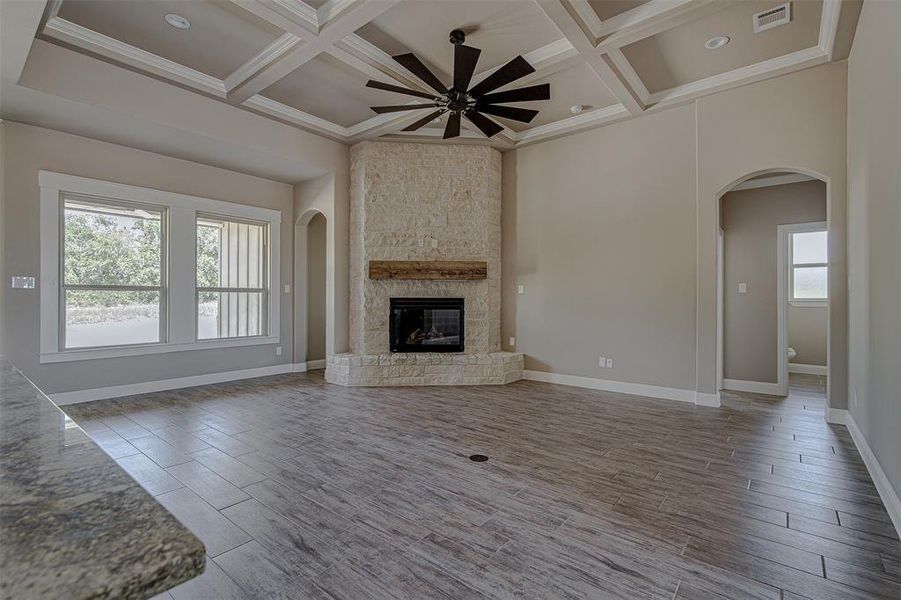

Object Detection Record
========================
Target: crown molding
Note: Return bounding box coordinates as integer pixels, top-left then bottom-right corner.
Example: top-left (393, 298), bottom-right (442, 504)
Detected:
top-left (244, 94), bottom-right (350, 139)
top-left (223, 32), bottom-right (303, 92)
top-left (818, 0), bottom-right (842, 60)
top-left (515, 103), bottom-right (630, 146)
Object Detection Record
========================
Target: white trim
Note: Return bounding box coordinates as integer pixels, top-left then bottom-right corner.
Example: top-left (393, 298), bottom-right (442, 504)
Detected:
top-left (39, 171), bottom-right (281, 362)
top-left (825, 407), bottom-right (847, 424)
top-left (790, 300), bottom-right (827, 308)
top-left (523, 370), bottom-right (719, 407)
top-left (293, 359), bottom-right (326, 372)
top-left (42, 17), bottom-right (227, 97)
top-left (845, 411), bottom-right (901, 538)
top-left (789, 363), bottom-right (828, 376)
top-left (243, 95), bottom-right (350, 139)
top-left (777, 225), bottom-right (789, 396)
top-left (731, 173), bottom-right (816, 191)
top-left (818, 0), bottom-right (843, 61)
top-left (223, 33), bottom-right (303, 92)
top-left (50, 364), bottom-right (294, 405)
top-left (515, 104), bottom-right (630, 145)
top-left (41, 336), bottom-right (281, 364)
top-left (648, 46), bottom-right (828, 107)
top-left (722, 379), bottom-right (782, 396)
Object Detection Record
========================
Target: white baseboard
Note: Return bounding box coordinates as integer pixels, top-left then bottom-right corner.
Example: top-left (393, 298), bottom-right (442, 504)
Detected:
top-left (292, 359), bottom-right (326, 372)
top-left (789, 363), bottom-right (828, 376)
top-left (845, 411), bottom-right (901, 539)
top-left (523, 370), bottom-right (719, 407)
top-left (52, 364), bottom-right (294, 405)
top-left (722, 378), bottom-right (782, 396)
top-left (825, 407), bottom-right (848, 425)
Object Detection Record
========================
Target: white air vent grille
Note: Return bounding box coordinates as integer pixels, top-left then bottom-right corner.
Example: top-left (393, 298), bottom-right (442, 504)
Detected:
top-left (753, 3), bottom-right (791, 33)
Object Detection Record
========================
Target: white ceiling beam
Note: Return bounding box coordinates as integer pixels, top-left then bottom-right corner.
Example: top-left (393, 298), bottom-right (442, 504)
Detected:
top-left (235, 0), bottom-right (318, 36)
top-left (536, 0), bottom-right (645, 114)
top-left (594, 0), bottom-right (724, 52)
top-left (516, 103), bottom-right (630, 146)
top-left (223, 32), bottom-right (303, 92)
top-left (243, 94), bottom-right (349, 139)
top-left (227, 0), bottom-right (399, 103)
top-left (41, 17), bottom-right (227, 97)
top-left (818, 0), bottom-right (842, 61)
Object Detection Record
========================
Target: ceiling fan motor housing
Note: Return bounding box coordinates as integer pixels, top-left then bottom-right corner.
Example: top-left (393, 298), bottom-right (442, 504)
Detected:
top-left (449, 29), bottom-right (466, 45)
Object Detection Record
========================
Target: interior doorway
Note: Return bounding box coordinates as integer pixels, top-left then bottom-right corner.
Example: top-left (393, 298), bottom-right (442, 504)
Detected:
top-left (717, 171), bottom-right (829, 397)
top-left (305, 212), bottom-right (327, 370)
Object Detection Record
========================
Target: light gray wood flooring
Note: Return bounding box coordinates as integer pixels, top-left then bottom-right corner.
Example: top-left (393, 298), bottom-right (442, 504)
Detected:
top-left (64, 373), bottom-right (901, 599)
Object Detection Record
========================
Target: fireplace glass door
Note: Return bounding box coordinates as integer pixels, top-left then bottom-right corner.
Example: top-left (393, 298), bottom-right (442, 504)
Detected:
top-left (389, 298), bottom-right (464, 352)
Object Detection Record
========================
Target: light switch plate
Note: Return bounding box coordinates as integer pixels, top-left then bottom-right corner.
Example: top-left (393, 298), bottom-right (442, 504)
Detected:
top-left (11, 276), bottom-right (35, 289)
top-left (599, 356), bottom-right (606, 368)
top-left (606, 358), bottom-right (613, 368)
top-left (738, 282), bottom-right (747, 294)
top-left (509, 336), bottom-right (515, 346)
top-left (517, 284), bottom-right (524, 295)
top-left (284, 285), bottom-right (291, 294)
top-left (275, 346), bottom-right (282, 356)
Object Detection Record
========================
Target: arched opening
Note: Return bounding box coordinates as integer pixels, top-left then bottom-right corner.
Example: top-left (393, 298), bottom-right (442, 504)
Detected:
top-left (305, 213), bottom-right (327, 369)
top-left (294, 209), bottom-right (328, 370)
top-left (716, 168), bottom-right (830, 405)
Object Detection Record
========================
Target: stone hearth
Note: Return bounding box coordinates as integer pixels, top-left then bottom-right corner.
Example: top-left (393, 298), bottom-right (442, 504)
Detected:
top-left (325, 141), bottom-right (522, 386)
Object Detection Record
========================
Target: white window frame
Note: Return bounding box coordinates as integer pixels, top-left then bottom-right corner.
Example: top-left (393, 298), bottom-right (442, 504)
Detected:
top-left (59, 194), bottom-right (169, 350)
top-left (787, 222), bottom-right (828, 307)
top-left (40, 171), bottom-right (280, 363)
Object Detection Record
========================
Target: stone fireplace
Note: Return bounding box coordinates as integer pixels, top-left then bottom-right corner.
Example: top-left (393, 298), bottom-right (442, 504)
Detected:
top-left (325, 141), bottom-right (522, 386)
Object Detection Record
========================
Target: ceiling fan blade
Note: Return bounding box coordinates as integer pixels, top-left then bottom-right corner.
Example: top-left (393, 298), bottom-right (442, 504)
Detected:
top-left (443, 111), bottom-right (461, 139)
top-left (392, 53), bottom-right (447, 94)
top-left (464, 110), bottom-right (503, 138)
top-left (370, 104), bottom-right (438, 114)
top-left (454, 44), bottom-right (481, 91)
top-left (476, 104), bottom-right (539, 123)
top-left (467, 55), bottom-right (535, 97)
top-left (480, 83), bottom-right (550, 105)
top-left (402, 109), bottom-right (447, 132)
top-left (366, 80), bottom-right (437, 100)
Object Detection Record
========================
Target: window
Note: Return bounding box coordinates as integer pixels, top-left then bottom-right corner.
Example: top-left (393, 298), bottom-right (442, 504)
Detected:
top-left (196, 215), bottom-right (269, 339)
top-left (40, 171), bottom-right (281, 363)
top-left (61, 196), bottom-right (166, 349)
top-left (790, 229), bottom-right (827, 303)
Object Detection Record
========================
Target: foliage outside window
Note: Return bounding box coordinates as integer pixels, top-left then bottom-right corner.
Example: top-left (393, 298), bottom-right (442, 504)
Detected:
top-left (790, 230), bottom-right (828, 302)
top-left (196, 215), bottom-right (269, 339)
top-left (62, 196), bottom-right (165, 348)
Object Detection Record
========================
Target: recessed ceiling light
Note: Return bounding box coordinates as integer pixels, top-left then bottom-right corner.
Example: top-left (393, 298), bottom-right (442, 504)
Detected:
top-left (165, 13), bottom-right (191, 30)
top-left (704, 35), bottom-right (730, 50)
top-left (570, 104), bottom-right (584, 114)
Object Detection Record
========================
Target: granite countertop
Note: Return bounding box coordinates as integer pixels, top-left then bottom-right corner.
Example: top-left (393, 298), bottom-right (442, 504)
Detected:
top-left (0, 361), bottom-right (205, 599)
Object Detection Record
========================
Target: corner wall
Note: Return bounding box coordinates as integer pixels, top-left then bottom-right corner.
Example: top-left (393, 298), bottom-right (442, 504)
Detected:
top-left (847, 0), bottom-right (901, 520)
top-left (503, 61), bottom-right (849, 406)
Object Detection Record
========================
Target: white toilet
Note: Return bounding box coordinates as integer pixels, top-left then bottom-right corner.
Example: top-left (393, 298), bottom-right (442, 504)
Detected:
top-left (787, 347), bottom-right (797, 362)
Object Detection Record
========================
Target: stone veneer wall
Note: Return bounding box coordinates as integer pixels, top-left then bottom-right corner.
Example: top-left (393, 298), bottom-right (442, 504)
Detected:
top-left (326, 141), bottom-right (522, 386)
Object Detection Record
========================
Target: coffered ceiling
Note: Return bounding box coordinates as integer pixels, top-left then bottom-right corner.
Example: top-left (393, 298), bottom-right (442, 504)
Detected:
top-left (35, 0), bottom-right (861, 147)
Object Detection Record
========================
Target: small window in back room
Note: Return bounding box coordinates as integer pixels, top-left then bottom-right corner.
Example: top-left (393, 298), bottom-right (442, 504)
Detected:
top-left (196, 215), bottom-right (269, 339)
top-left (790, 230), bottom-right (827, 302)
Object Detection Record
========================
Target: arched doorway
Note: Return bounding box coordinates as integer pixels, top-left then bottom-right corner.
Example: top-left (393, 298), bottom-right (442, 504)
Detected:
top-left (294, 209), bottom-right (327, 370)
top-left (716, 168), bottom-right (831, 402)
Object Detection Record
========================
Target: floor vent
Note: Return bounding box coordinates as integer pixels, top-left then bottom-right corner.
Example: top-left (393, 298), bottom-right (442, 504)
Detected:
top-left (469, 454), bottom-right (488, 462)
top-left (753, 3), bottom-right (791, 33)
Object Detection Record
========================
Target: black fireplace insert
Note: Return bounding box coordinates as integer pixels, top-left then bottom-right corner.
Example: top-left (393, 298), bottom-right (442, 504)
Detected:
top-left (389, 298), bottom-right (464, 353)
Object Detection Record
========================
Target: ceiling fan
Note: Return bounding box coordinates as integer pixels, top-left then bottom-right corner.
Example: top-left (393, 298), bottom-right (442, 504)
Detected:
top-left (366, 29), bottom-right (550, 139)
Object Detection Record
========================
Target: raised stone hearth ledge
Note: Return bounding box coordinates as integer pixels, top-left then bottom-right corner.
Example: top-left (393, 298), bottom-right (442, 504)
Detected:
top-left (326, 352), bottom-right (523, 386)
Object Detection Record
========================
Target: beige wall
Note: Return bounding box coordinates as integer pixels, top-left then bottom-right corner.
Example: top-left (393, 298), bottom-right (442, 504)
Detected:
top-left (306, 212), bottom-right (327, 363)
top-left (721, 180), bottom-right (826, 382)
top-left (508, 105), bottom-right (698, 389)
top-left (1, 122), bottom-right (295, 394)
top-left (788, 305), bottom-right (827, 366)
top-left (847, 1), bottom-right (901, 507)
top-left (504, 61), bottom-right (848, 404)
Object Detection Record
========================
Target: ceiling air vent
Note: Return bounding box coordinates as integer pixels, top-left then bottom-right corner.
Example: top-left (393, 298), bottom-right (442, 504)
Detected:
top-left (753, 3), bottom-right (791, 33)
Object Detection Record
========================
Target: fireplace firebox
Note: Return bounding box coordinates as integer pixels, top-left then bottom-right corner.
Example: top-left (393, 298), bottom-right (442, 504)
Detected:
top-left (389, 298), bottom-right (464, 353)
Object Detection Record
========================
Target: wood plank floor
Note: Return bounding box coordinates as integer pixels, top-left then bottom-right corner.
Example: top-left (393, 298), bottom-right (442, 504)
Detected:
top-left (64, 373), bottom-right (901, 600)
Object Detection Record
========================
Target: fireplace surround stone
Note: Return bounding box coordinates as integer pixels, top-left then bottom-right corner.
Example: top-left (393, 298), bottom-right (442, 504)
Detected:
top-left (325, 141), bottom-right (522, 386)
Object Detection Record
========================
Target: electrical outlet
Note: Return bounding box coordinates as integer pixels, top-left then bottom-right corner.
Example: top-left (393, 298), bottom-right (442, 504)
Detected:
top-left (606, 358), bottom-right (613, 368)
top-left (738, 282), bottom-right (747, 294)
top-left (599, 356), bottom-right (606, 368)
top-left (430, 238), bottom-right (438, 249)
top-left (11, 276), bottom-right (35, 289)
top-left (283, 284), bottom-right (291, 294)
top-left (509, 336), bottom-right (515, 346)
top-left (275, 346), bottom-right (282, 356)
top-left (517, 284), bottom-right (524, 295)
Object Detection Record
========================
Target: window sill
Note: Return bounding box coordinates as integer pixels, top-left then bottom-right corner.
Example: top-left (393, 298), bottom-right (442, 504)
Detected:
top-left (40, 336), bottom-right (280, 364)
top-left (789, 300), bottom-right (827, 308)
